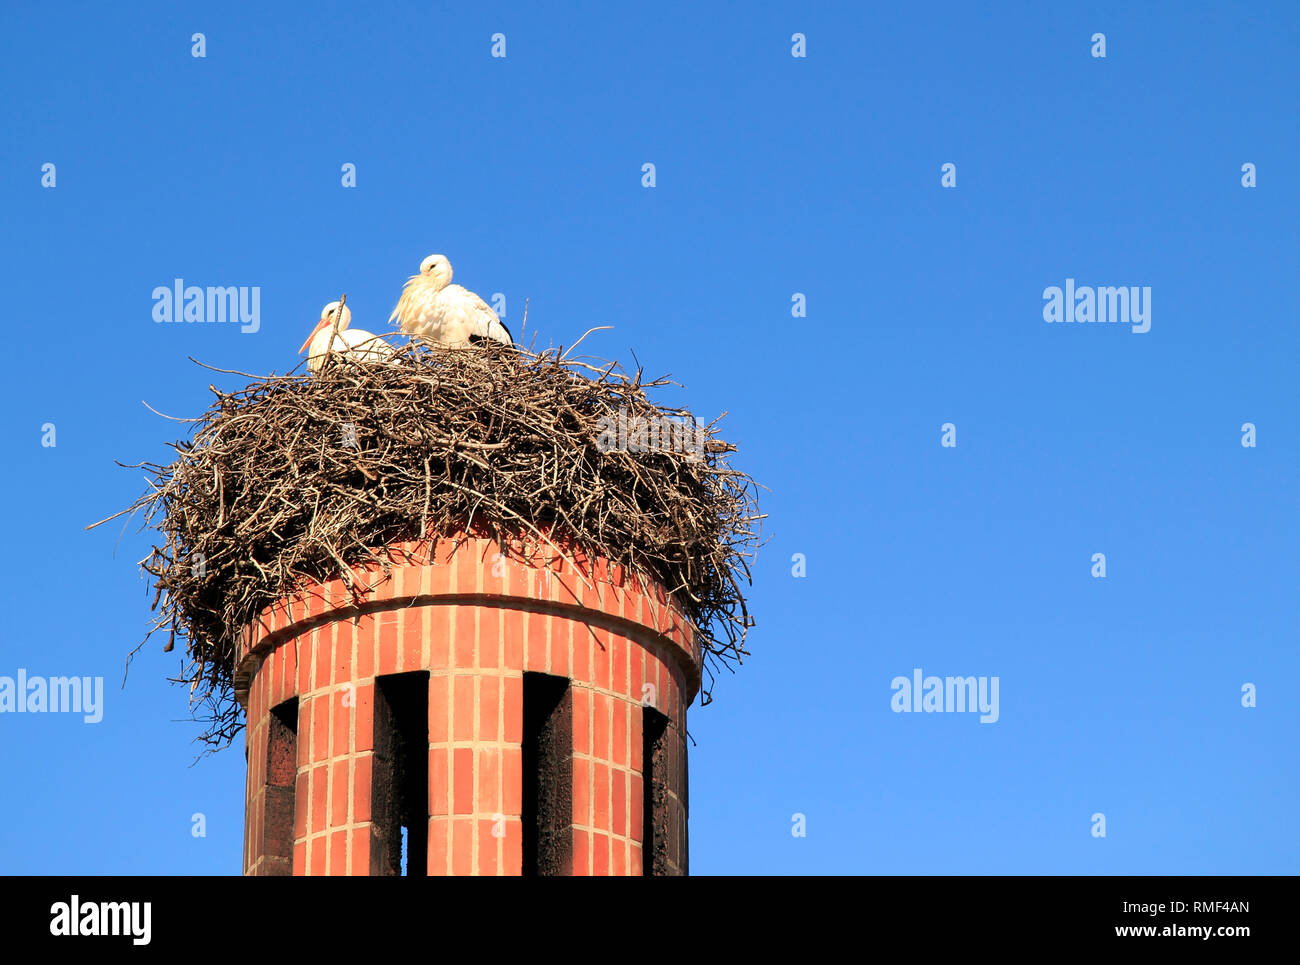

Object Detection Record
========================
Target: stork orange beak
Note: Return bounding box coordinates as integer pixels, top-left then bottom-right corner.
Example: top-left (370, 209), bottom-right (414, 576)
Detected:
top-left (299, 316), bottom-right (331, 354)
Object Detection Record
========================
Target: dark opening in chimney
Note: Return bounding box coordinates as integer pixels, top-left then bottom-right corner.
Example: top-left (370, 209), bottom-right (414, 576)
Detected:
top-left (263, 698), bottom-right (299, 876)
top-left (370, 671), bottom-right (430, 876)
top-left (522, 672), bottom-right (573, 876)
top-left (641, 705), bottom-right (672, 876)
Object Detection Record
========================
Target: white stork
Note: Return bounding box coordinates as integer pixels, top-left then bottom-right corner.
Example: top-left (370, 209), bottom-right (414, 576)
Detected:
top-left (299, 301), bottom-right (394, 373)
top-left (389, 254), bottom-right (513, 348)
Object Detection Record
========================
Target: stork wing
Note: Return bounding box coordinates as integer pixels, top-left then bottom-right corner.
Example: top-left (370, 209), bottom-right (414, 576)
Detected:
top-left (449, 285), bottom-right (513, 346)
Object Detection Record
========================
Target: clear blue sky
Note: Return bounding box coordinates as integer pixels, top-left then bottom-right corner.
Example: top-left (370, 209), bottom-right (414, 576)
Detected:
top-left (1, 1), bottom-right (1295, 874)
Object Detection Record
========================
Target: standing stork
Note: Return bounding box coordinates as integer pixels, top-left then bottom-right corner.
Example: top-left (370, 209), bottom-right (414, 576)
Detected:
top-left (299, 300), bottom-right (394, 373)
top-left (389, 254), bottom-right (514, 348)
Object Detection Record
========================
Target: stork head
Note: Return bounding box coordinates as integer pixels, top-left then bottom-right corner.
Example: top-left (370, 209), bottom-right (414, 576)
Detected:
top-left (299, 301), bottom-right (352, 353)
top-left (419, 253), bottom-right (453, 290)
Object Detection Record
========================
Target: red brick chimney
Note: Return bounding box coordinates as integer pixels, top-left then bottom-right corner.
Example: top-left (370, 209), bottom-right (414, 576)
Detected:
top-left (235, 535), bottom-right (698, 876)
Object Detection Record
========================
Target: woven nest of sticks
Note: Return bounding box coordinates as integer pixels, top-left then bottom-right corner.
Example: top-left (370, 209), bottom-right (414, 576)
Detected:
top-left (95, 337), bottom-right (763, 749)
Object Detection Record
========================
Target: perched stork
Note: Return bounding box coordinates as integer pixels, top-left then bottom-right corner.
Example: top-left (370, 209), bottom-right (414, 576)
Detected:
top-left (389, 254), bottom-right (513, 348)
top-left (299, 301), bottom-right (394, 373)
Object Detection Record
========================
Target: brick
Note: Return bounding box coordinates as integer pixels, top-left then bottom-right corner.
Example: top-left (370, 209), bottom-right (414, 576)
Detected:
top-left (355, 614), bottom-right (375, 679)
top-left (551, 618), bottom-right (570, 677)
top-left (453, 675), bottom-right (475, 741)
top-left (592, 628), bottom-right (611, 690)
top-left (353, 755), bottom-right (372, 823)
top-left (572, 830), bottom-right (590, 877)
top-left (377, 612), bottom-right (399, 675)
top-left (502, 607), bottom-right (525, 670)
top-left (354, 683), bottom-right (374, 753)
top-left (452, 819), bottom-right (472, 876)
top-left (350, 827), bottom-right (369, 876)
top-left (496, 676), bottom-right (521, 747)
top-left (311, 697), bottom-right (329, 762)
top-left (592, 692), bottom-right (609, 761)
top-left (432, 537), bottom-right (455, 567)
top-left (612, 699), bottom-right (628, 766)
top-left (310, 765), bottom-right (328, 835)
top-left (541, 561), bottom-right (559, 602)
top-left (294, 769), bottom-right (308, 840)
top-left (453, 607), bottom-right (475, 668)
top-left (503, 820), bottom-right (522, 875)
top-left (593, 832), bottom-right (609, 876)
top-left (329, 830), bottom-right (347, 876)
top-left (611, 635), bottom-right (628, 695)
top-left (333, 626), bottom-right (351, 685)
top-left (630, 774), bottom-right (643, 842)
top-left (456, 542), bottom-right (482, 596)
top-left (648, 659), bottom-right (662, 711)
top-left (453, 747), bottom-right (473, 814)
top-left (482, 548), bottom-right (504, 596)
top-left (330, 759), bottom-right (348, 827)
top-left (280, 645), bottom-right (297, 703)
top-left (502, 746), bottom-right (522, 814)
top-left (430, 748), bottom-right (449, 816)
top-left (525, 611), bottom-right (548, 672)
top-left (478, 819), bottom-right (499, 876)
top-left (401, 607), bottom-right (423, 671)
top-left (629, 702), bottom-right (644, 771)
top-left (480, 607), bottom-right (501, 669)
top-left (478, 675), bottom-right (499, 741)
top-left (428, 603), bottom-right (450, 669)
top-left (572, 687), bottom-right (590, 756)
top-left (313, 627), bottom-right (333, 690)
top-left (572, 757), bottom-right (590, 826)
top-left (297, 636), bottom-right (313, 693)
top-left (333, 688), bottom-right (351, 756)
top-left (613, 768), bottom-right (627, 837)
top-left (571, 621), bottom-right (590, 683)
top-left (605, 582), bottom-right (624, 621)
top-left (293, 841), bottom-right (306, 876)
top-left (631, 648), bottom-right (647, 709)
top-left (593, 763), bottom-right (610, 831)
top-left (429, 817), bottom-right (449, 876)
top-left (505, 551), bottom-right (530, 599)
top-left (394, 564), bottom-right (414, 601)
top-left (555, 573), bottom-right (579, 608)
top-left (612, 838), bottom-right (626, 876)
top-left (429, 675), bottom-right (449, 743)
top-left (266, 652), bottom-right (279, 707)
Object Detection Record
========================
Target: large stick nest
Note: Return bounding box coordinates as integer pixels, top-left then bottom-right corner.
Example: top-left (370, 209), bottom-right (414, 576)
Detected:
top-left (98, 339), bottom-right (763, 750)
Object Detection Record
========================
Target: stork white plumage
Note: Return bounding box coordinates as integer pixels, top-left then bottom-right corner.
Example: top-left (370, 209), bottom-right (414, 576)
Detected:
top-left (389, 254), bottom-right (514, 348)
top-left (299, 301), bottom-right (394, 373)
